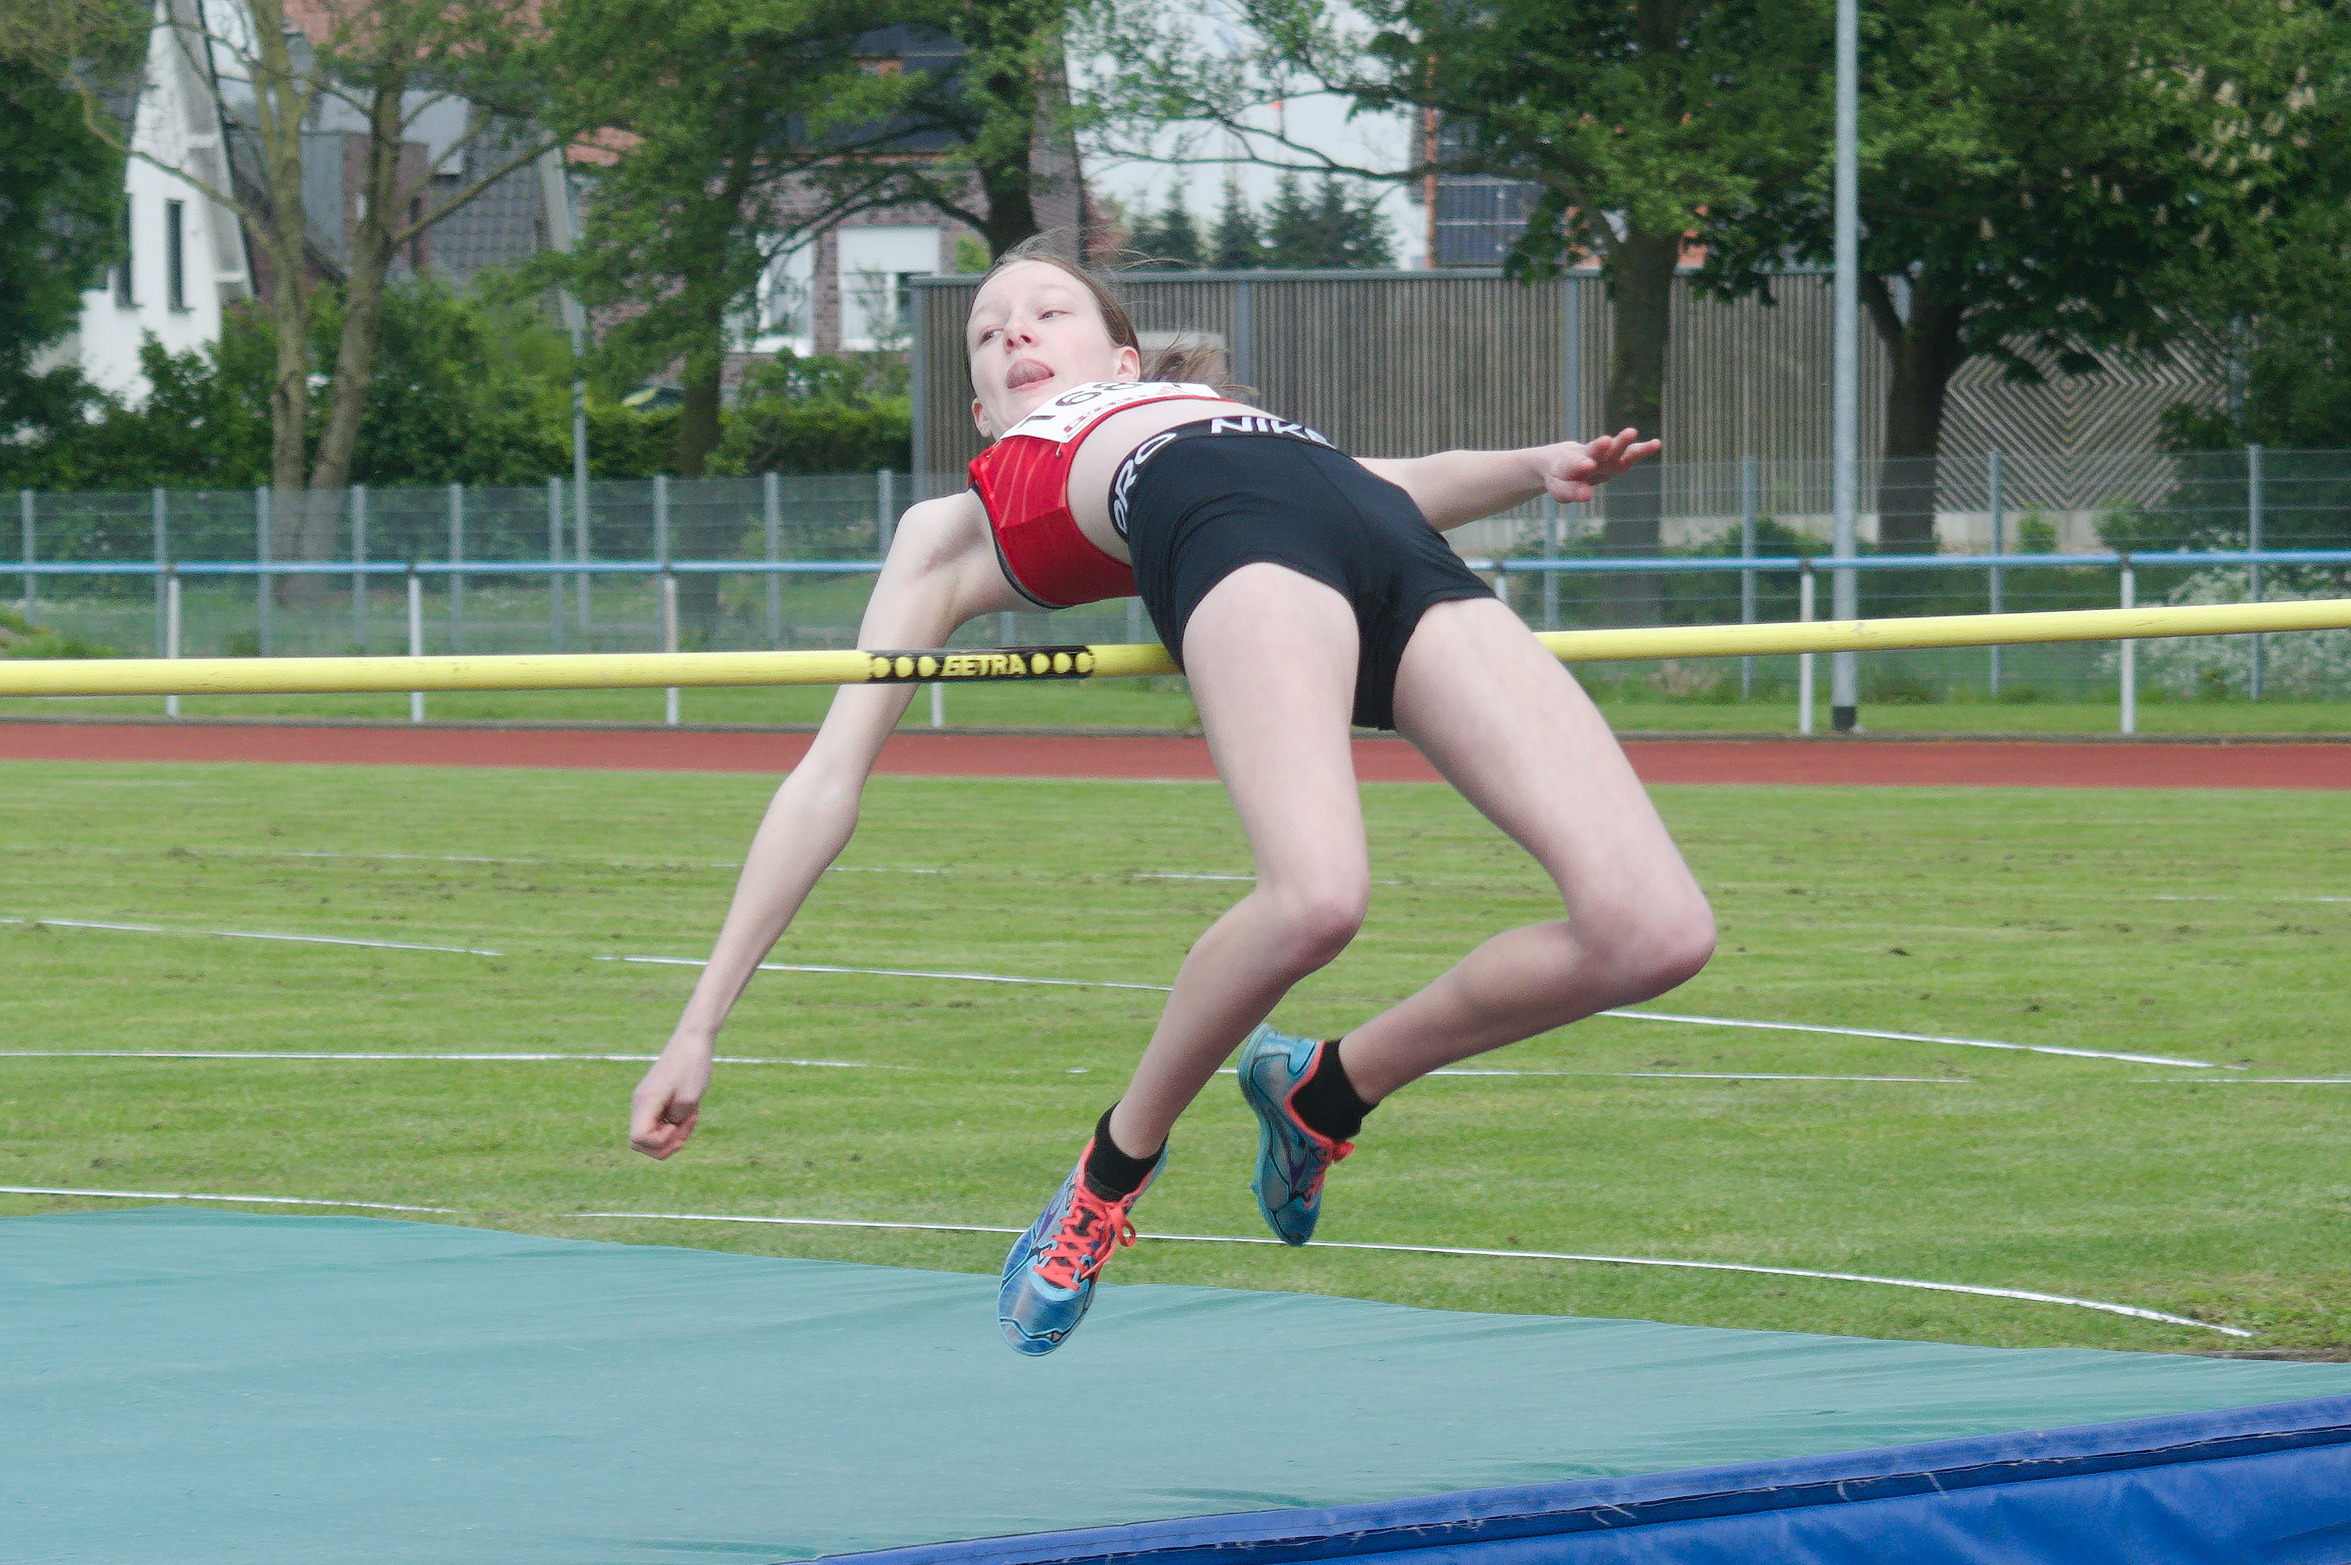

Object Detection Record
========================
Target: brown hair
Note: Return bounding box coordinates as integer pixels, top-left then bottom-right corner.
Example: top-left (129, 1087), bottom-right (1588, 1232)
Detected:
top-left (973, 233), bottom-right (1252, 399)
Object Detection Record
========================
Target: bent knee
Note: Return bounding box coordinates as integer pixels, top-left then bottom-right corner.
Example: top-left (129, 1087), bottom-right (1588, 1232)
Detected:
top-left (1589, 896), bottom-right (1715, 1000)
top-left (1262, 880), bottom-right (1369, 970)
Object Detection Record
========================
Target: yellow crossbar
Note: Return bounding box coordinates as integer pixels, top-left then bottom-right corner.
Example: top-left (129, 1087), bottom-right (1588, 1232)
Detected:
top-left (2, 599), bottom-right (2347, 697)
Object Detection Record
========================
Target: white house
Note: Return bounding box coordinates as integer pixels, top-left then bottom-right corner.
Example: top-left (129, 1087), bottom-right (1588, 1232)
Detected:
top-left (54, 0), bottom-right (253, 404)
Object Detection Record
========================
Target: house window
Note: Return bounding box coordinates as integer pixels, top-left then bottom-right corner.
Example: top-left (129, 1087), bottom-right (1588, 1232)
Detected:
top-left (836, 225), bottom-right (940, 350)
top-left (113, 202), bottom-right (134, 307)
top-left (166, 200), bottom-right (187, 311)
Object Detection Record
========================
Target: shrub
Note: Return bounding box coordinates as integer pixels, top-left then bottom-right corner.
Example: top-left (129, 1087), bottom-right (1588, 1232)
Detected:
top-left (2106, 570), bottom-right (2351, 698)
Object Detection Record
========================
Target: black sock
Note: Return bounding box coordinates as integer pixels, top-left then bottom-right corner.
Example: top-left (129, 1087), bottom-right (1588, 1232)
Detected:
top-left (1082, 1105), bottom-right (1162, 1200)
top-left (1289, 1039), bottom-right (1374, 1143)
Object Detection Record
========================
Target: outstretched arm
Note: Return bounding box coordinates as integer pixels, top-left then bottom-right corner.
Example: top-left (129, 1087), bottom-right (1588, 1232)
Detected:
top-left (628, 494), bottom-right (1021, 1158)
top-left (1357, 429), bottom-right (1660, 531)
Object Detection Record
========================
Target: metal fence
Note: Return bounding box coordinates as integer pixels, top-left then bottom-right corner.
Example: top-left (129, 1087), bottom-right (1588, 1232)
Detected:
top-left (10, 454), bottom-right (2351, 721)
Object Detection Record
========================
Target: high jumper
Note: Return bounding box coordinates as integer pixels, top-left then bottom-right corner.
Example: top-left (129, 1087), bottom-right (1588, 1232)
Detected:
top-left (626, 237), bottom-right (1713, 1354)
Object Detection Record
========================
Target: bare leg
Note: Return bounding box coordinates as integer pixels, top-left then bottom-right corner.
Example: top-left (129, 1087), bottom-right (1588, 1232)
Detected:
top-left (1106, 564), bottom-right (1369, 1157)
top-left (1338, 597), bottom-right (1715, 1101)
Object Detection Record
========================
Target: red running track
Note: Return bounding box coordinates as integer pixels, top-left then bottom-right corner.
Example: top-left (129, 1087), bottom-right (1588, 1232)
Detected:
top-left (2, 719), bottom-right (2348, 787)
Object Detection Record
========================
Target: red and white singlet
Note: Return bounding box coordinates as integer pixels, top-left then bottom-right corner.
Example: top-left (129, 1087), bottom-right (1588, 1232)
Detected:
top-left (968, 380), bottom-right (1226, 608)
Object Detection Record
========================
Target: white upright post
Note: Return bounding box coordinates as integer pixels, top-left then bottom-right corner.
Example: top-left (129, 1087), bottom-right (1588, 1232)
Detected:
top-left (930, 680), bottom-right (945, 728)
top-left (662, 570), bottom-right (680, 726)
top-left (1541, 494), bottom-right (1560, 631)
top-left (407, 568), bottom-right (425, 724)
top-left (877, 468), bottom-right (896, 554)
top-left (2119, 557), bottom-right (2137, 736)
top-left (20, 489), bottom-right (34, 619)
top-left (1799, 564), bottom-right (1817, 736)
top-left (164, 570), bottom-right (182, 719)
top-left (1829, 0), bottom-right (1861, 733)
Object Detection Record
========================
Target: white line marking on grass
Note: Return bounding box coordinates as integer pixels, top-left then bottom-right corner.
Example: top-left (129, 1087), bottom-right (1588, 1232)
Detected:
top-left (0, 1051), bottom-right (895, 1068)
top-left (1427, 1070), bottom-right (1963, 1083)
top-left (0, 1185), bottom-right (453, 1213)
top-left (601, 954), bottom-right (1177, 992)
top-left (600, 954), bottom-right (2213, 1069)
top-left (2131, 1076), bottom-right (2351, 1084)
top-left (1601, 1008), bottom-right (2220, 1070)
top-left (2, 916), bottom-right (499, 957)
top-left (569, 1209), bottom-right (2252, 1338)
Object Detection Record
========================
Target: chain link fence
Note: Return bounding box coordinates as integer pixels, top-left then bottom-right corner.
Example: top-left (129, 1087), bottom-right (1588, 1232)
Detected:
top-left (11, 450), bottom-right (2351, 710)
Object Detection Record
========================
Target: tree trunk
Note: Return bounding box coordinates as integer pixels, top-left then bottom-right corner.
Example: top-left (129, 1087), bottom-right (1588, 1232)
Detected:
top-left (1597, 225), bottom-right (1679, 625)
top-left (1862, 275), bottom-right (1967, 552)
top-left (246, 1), bottom-right (312, 500)
top-left (671, 321), bottom-right (728, 640)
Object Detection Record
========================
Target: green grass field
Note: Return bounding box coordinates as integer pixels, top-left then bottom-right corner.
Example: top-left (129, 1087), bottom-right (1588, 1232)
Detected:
top-left (2, 760), bottom-right (2346, 1358)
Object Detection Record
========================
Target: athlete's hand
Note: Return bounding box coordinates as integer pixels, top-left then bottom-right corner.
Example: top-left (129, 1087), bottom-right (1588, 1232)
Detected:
top-left (630, 1039), bottom-right (713, 1159)
top-left (1538, 429), bottom-right (1660, 503)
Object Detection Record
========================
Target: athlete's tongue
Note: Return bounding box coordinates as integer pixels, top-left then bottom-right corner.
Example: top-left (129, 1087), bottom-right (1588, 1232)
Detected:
top-left (1006, 359), bottom-right (1053, 391)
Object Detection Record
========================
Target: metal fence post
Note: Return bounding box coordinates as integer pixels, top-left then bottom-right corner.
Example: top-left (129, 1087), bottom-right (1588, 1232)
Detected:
top-left (652, 473), bottom-right (669, 659)
top-left (877, 468), bottom-right (896, 555)
top-left (164, 566), bottom-right (182, 719)
top-left (1798, 561), bottom-right (1817, 736)
top-left (351, 484), bottom-right (368, 652)
top-left (574, 469), bottom-right (591, 636)
top-left (930, 679), bottom-right (944, 728)
top-left (1233, 276), bottom-right (1255, 391)
top-left (763, 471), bottom-right (782, 648)
top-left (255, 485), bottom-right (272, 655)
top-left (152, 487), bottom-right (167, 656)
top-left (1739, 455), bottom-right (1758, 699)
top-left (1987, 449), bottom-right (2004, 697)
top-left (407, 566), bottom-right (425, 723)
top-left (448, 481), bottom-right (466, 654)
top-left (2247, 442), bottom-right (2264, 701)
top-left (547, 476), bottom-right (564, 653)
top-left (1541, 495), bottom-right (1560, 631)
top-left (661, 569), bottom-right (680, 726)
top-left (18, 489), bottom-right (32, 618)
top-left (2119, 554), bottom-right (2137, 736)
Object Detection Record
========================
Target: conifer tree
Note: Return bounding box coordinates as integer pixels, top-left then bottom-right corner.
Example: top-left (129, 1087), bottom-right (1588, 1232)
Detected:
top-left (1133, 183), bottom-right (1204, 268)
top-left (1208, 177), bottom-right (1263, 269)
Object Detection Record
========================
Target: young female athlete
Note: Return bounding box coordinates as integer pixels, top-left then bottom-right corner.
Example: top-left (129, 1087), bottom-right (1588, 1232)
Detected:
top-left (628, 239), bottom-right (1715, 1355)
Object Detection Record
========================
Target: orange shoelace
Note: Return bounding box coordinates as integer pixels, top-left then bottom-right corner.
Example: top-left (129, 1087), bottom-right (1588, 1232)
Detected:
top-left (1032, 1180), bottom-right (1141, 1291)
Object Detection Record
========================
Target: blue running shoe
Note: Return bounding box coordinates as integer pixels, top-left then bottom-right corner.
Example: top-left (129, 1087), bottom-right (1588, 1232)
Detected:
top-left (998, 1141), bottom-right (1161, 1356)
top-left (1237, 1024), bottom-right (1353, 1246)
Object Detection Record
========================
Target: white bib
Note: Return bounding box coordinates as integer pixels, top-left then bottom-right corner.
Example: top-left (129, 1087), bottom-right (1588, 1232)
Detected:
top-left (1000, 381), bottom-right (1223, 445)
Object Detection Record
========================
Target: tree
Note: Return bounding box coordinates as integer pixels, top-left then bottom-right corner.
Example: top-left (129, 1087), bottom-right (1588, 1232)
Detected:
top-left (1710, 0), bottom-right (2303, 547)
top-left (545, 0), bottom-right (916, 628)
top-left (1208, 177), bottom-right (1263, 269)
top-left (1131, 183), bottom-right (1205, 267)
top-left (828, 1), bottom-right (1090, 262)
top-left (1082, 0), bottom-right (1823, 620)
top-left (0, 20), bottom-right (131, 432)
top-left (21, 0), bottom-right (552, 576)
top-left (1263, 172), bottom-right (1393, 268)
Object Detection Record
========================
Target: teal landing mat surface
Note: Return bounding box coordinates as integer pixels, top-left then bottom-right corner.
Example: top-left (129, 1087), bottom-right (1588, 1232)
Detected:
top-left (6, 1208), bottom-right (2351, 1564)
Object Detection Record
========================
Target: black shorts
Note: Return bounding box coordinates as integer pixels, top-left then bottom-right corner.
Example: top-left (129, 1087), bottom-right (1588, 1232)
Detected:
top-left (1114, 421), bottom-right (1495, 730)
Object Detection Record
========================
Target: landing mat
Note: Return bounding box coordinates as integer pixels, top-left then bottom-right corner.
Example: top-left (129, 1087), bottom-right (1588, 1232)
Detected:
top-left (6, 1210), bottom-right (2349, 1563)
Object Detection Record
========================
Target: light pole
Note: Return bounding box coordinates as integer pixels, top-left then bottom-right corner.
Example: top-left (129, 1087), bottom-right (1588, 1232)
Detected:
top-left (1830, 0), bottom-right (1861, 732)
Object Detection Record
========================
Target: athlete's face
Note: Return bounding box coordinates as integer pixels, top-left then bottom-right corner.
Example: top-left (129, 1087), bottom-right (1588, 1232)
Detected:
top-left (967, 261), bottom-right (1141, 439)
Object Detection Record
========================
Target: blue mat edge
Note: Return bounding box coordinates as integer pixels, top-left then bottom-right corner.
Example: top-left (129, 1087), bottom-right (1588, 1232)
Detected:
top-left (825, 1393), bottom-right (2351, 1565)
